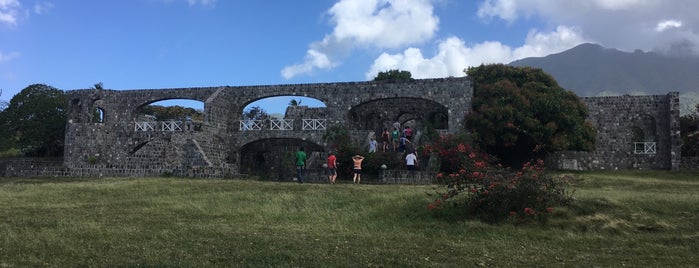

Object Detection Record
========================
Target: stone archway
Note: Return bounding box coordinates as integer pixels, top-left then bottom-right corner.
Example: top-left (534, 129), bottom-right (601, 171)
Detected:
top-left (238, 138), bottom-right (325, 180)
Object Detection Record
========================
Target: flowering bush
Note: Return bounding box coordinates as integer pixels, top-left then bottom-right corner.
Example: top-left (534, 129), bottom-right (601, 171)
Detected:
top-left (426, 135), bottom-right (573, 223)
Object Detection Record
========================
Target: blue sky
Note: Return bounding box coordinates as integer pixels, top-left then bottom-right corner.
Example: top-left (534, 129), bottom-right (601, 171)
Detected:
top-left (2, 0), bottom-right (698, 114)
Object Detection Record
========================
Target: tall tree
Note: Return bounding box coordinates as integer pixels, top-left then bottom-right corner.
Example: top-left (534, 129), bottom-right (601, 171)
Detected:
top-left (465, 64), bottom-right (596, 166)
top-left (373, 69), bottom-right (413, 81)
top-left (0, 84), bottom-right (66, 157)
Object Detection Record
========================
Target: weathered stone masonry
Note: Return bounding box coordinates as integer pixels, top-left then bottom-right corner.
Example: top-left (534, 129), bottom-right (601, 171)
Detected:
top-left (0, 77), bottom-right (683, 178)
top-left (58, 78), bottom-right (472, 178)
top-left (549, 92), bottom-right (681, 170)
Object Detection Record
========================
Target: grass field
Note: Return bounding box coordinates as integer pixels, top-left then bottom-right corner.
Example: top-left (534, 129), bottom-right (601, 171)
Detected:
top-left (0, 170), bottom-right (697, 267)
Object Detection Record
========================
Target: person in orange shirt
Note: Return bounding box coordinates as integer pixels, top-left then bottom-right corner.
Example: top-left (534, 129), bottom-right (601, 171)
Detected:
top-left (351, 154), bottom-right (365, 184)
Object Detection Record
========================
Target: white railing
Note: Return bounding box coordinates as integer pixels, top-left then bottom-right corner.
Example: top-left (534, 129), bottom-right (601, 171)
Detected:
top-left (240, 120), bottom-right (262, 131)
top-left (162, 121), bottom-right (183, 131)
top-left (302, 119), bottom-right (326, 130)
top-left (237, 118), bottom-right (327, 131)
top-left (634, 142), bottom-right (656, 154)
top-left (270, 119), bottom-right (293, 130)
top-left (135, 121), bottom-right (155, 131)
top-left (135, 121), bottom-right (191, 132)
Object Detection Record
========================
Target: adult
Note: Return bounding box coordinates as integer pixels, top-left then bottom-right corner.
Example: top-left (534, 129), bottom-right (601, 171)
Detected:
top-left (391, 127), bottom-right (400, 152)
top-left (404, 126), bottom-right (413, 141)
top-left (368, 136), bottom-right (377, 153)
top-left (381, 128), bottom-right (390, 152)
top-left (405, 150), bottom-right (418, 171)
top-left (398, 134), bottom-right (412, 153)
top-left (295, 147), bottom-right (307, 183)
top-left (327, 151), bottom-right (337, 184)
top-left (351, 155), bottom-right (365, 184)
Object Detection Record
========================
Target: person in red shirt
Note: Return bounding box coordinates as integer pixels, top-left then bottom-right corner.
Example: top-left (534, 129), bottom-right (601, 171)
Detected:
top-left (326, 151), bottom-right (337, 184)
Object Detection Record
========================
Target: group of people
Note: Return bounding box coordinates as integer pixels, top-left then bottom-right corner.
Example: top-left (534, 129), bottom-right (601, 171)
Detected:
top-left (374, 126), bottom-right (414, 153)
top-left (295, 147), bottom-right (418, 184)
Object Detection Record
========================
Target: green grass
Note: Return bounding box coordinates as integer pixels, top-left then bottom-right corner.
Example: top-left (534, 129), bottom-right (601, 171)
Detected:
top-left (0, 171), bottom-right (697, 267)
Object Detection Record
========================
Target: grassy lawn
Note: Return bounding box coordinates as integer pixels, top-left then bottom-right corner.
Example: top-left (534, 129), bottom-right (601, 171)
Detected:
top-left (0, 171), bottom-right (697, 267)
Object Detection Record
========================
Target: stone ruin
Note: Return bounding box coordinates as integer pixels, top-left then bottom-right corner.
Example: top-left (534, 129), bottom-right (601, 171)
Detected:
top-left (0, 77), bottom-right (683, 178)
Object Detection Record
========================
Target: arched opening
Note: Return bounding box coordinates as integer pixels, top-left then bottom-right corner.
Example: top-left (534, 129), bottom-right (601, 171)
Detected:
top-left (92, 107), bottom-right (105, 123)
top-left (242, 96), bottom-right (327, 119)
top-left (349, 97), bottom-right (448, 144)
top-left (238, 138), bottom-right (325, 180)
top-left (135, 99), bottom-right (205, 122)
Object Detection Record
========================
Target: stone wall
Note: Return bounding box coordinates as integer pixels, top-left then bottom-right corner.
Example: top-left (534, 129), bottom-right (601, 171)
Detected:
top-left (55, 78), bottom-right (472, 178)
top-left (548, 92), bottom-right (681, 170)
top-left (1, 79), bottom-right (686, 178)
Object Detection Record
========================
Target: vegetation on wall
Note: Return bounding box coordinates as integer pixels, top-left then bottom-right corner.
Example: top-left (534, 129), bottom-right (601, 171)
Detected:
top-left (373, 69), bottom-right (413, 82)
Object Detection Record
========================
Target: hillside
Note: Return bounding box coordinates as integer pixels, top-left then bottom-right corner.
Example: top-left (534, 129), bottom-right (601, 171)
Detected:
top-left (509, 43), bottom-right (699, 105)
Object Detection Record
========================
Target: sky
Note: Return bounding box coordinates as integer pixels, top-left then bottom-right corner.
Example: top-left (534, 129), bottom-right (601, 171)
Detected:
top-left (2, 0), bottom-right (699, 114)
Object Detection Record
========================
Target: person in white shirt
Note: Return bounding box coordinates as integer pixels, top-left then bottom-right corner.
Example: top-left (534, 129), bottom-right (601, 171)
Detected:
top-left (405, 150), bottom-right (418, 171)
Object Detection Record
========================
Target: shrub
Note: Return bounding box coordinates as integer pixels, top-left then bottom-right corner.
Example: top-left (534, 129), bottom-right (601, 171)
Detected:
top-left (426, 135), bottom-right (573, 223)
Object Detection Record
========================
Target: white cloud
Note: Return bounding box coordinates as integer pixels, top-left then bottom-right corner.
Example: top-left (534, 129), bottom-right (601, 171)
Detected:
top-left (366, 26), bottom-right (585, 79)
top-left (282, 0), bottom-right (439, 79)
top-left (33, 1), bottom-right (54, 15)
top-left (475, 0), bottom-right (699, 55)
top-left (0, 50), bottom-right (20, 62)
top-left (655, 19), bottom-right (682, 32)
top-left (186, 0), bottom-right (216, 7)
top-left (0, 0), bottom-right (20, 25)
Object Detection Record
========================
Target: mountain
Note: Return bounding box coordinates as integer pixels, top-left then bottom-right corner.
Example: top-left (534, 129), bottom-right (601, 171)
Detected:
top-left (509, 43), bottom-right (699, 101)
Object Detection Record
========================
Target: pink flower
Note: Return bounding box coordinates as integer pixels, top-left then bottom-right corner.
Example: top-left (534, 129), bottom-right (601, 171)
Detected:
top-left (545, 207), bottom-right (553, 213)
top-left (469, 153), bottom-right (476, 159)
top-left (457, 143), bottom-right (467, 153)
top-left (436, 173), bottom-right (443, 178)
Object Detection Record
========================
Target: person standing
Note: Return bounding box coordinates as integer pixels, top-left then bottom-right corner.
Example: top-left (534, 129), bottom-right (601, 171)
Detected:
top-left (295, 147), bottom-right (307, 183)
top-left (391, 127), bottom-right (400, 152)
top-left (351, 154), bottom-right (365, 184)
top-left (404, 126), bottom-right (413, 141)
top-left (327, 151), bottom-right (337, 184)
top-left (405, 149), bottom-right (418, 171)
top-left (381, 128), bottom-right (390, 152)
top-left (368, 136), bottom-right (378, 153)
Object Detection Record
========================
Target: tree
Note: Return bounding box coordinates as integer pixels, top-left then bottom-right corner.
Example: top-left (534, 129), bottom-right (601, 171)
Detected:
top-left (373, 69), bottom-right (413, 82)
top-left (138, 105), bottom-right (204, 121)
top-left (242, 105), bottom-right (269, 121)
top-left (288, 99), bottom-right (302, 106)
top-left (465, 64), bottom-right (595, 166)
top-left (0, 84), bottom-right (66, 157)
